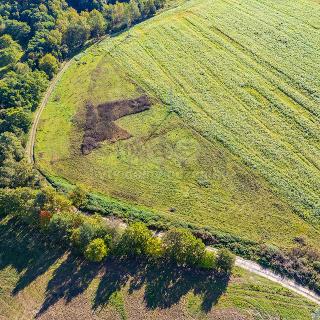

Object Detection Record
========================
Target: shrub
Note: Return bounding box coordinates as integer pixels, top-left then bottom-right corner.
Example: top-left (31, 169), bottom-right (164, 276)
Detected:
top-left (47, 211), bottom-right (83, 243)
top-left (146, 236), bottom-right (163, 259)
top-left (84, 238), bottom-right (108, 262)
top-left (102, 225), bottom-right (123, 253)
top-left (116, 222), bottom-right (152, 257)
top-left (69, 186), bottom-right (88, 208)
top-left (71, 215), bottom-right (108, 251)
top-left (198, 250), bottom-right (215, 270)
top-left (163, 228), bottom-right (206, 266)
top-left (215, 248), bottom-right (235, 274)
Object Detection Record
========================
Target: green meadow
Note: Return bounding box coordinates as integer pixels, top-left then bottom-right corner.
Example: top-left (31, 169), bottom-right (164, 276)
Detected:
top-left (36, 0), bottom-right (320, 249)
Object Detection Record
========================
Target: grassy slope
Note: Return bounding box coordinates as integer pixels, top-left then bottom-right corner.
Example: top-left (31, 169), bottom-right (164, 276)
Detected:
top-left (0, 217), bottom-right (318, 320)
top-left (36, 0), bottom-right (320, 248)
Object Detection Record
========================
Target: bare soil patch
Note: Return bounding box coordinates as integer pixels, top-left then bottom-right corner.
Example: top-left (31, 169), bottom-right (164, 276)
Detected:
top-left (81, 95), bottom-right (151, 155)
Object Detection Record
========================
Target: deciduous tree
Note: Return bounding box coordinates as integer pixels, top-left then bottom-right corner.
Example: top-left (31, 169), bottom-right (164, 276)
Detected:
top-left (215, 248), bottom-right (235, 274)
top-left (116, 222), bottom-right (152, 256)
top-left (0, 34), bottom-right (23, 68)
top-left (163, 228), bottom-right (206, 266)
top-left (39, 53), bottom-right (59, 79)
top-left (87, 9), bottom-right (106, 37)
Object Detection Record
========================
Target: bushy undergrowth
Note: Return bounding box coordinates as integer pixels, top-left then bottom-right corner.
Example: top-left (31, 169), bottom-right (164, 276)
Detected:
top-left (257, 244), bottom-right (320, 293)
top-left (0, 188), bottom-right (320, 292)
top-left (84, 190), bottom-right (320, 293)
top-left (1, 186), bottom-right (320, 293)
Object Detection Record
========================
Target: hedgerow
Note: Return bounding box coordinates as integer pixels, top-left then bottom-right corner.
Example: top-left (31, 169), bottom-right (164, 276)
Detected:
top-left (1, 186), bottom-right (319, 293)
top-left (77, 190), bottom-right (320, 295)
top-left (0, 187), bottom-right (235, 273)
top-left (56, 186), bottom-right (320, 293)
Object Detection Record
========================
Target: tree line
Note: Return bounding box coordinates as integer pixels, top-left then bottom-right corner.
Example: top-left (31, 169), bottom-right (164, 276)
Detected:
top-left (0, 186), bottom-right (236, 274)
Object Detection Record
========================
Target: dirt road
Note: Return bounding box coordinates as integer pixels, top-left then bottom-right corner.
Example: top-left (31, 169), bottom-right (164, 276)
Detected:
top-left (207, 248), bottom-right (320, 305)
top-left (26, 60), bottom-right (72, 164)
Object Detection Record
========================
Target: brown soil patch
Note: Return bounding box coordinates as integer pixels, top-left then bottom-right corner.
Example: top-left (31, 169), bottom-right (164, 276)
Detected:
top-left (81, 95), bottom-right (151, 155)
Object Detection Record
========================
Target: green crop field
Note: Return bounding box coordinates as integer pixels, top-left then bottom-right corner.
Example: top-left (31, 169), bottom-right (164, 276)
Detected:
top-left (36, 0), bottom-right (320, 249)
top-left (0, 216), bottom-right (318, 319)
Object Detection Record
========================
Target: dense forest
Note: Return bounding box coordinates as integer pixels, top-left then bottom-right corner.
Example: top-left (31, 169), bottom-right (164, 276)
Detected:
top-left (0, 0), bottom-right (165, 189)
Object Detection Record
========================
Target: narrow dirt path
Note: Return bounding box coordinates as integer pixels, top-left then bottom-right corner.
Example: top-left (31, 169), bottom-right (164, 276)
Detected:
top-left (26, 58), bottom-right (320, 306)
top-left (207, 248), bottom-right (320, 305)
top-left (26, 60), bottom-right (72, 164)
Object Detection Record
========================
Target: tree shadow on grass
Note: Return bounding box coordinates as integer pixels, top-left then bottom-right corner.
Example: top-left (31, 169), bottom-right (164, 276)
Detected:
top-left (0, 217), bottom-right (64, 295)
top-left (36, 254), bottom-right (101, 317)
top-left (0, 218), bottom-right (229, 315)
top-left (94, 258), bottom-right (229, 313)
top-left (141, 260), bottom-right (229, 312)
top-left (0, 217), bottom-right (100, 317)
top-left (93, 257), bottom-right (146, 309)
